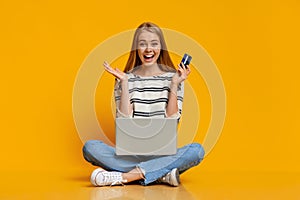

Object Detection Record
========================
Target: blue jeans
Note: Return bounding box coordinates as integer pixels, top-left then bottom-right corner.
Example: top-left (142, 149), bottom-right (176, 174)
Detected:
top-left (82, 140), bottom-right (205, 185)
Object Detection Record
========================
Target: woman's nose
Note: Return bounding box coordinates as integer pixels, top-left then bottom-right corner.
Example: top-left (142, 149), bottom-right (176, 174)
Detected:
top-left (145, 45), bottom-right (152, 51)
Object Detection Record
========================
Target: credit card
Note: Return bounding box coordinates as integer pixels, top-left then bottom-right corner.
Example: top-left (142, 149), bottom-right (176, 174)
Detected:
top-left (181, 53), bottom-right (192, 67)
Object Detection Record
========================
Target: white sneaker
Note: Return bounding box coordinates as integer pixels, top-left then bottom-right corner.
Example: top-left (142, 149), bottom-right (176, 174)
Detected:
top-left (90, 168), bottom-right (127, 186)
top-left (157, 168), bottom-right (180, 187)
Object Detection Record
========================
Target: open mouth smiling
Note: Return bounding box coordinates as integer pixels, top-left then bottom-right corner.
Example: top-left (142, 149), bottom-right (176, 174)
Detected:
top-left (143, 54), bottom-right (155, 61)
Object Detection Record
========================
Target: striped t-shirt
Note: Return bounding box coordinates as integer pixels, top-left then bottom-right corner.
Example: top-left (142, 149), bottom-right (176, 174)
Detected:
top-left (114, 72), bottom-right (184, 120)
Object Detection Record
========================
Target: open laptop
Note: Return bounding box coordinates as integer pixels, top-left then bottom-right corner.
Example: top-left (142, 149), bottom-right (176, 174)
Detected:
top-left (115, 118), bottom-right (177, 155)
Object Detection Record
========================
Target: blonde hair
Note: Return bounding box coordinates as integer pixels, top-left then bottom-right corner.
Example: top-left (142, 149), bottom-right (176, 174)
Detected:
top-left (124, 22), bottom-right (176, 73)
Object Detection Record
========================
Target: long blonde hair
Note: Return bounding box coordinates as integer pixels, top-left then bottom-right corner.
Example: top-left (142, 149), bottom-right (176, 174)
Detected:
top-left (124, 22), bottom-right (176, 73)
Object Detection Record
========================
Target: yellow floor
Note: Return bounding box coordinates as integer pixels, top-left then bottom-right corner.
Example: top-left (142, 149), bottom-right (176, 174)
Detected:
top-left (1, 169), bottom-right (299, 200)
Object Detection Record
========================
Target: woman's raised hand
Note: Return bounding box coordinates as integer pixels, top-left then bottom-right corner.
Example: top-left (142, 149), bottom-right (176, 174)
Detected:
top-left (171, 63), bottom-right (191, 85)
top-left (103, 61), bottom-right (128, 82)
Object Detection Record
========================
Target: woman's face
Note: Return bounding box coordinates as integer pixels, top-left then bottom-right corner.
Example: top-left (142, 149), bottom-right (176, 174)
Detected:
top-left (137, 30), bottom-right (161, 67)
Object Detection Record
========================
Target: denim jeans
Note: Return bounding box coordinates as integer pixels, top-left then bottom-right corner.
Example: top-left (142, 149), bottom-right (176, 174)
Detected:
top-left (82, 140), bottom-right (205, 185)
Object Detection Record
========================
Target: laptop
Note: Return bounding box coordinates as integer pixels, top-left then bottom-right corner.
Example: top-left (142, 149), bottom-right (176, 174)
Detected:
top-left (115, 118), bottom-right (177, 155)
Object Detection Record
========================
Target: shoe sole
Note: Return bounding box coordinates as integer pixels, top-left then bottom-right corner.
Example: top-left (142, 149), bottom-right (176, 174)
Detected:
top-left (90, 168), bottom-right (106, 186)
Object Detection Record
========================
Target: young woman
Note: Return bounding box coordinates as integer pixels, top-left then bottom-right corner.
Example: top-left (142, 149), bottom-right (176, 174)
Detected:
top-left (82, 22), bottom-right (205, 187)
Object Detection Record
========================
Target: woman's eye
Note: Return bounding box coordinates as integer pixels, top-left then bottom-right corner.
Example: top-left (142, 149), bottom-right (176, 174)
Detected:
top-left (139, 43), bottom-right (146, 47)
top-left (152, 43), bottom-right (159, 46)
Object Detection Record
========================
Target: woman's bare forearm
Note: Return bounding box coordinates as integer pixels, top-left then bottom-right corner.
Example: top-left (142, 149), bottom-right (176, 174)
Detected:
top-left (119, 80), bottom-right (133, 116)
top-left (103, 61), bottom-right (133, 116)
top-left (166, 82), bottom-right (178, 117)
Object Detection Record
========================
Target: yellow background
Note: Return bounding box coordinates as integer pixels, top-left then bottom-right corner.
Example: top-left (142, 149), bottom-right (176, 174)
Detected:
top-left (0, 0), bottom-right (299, 199)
